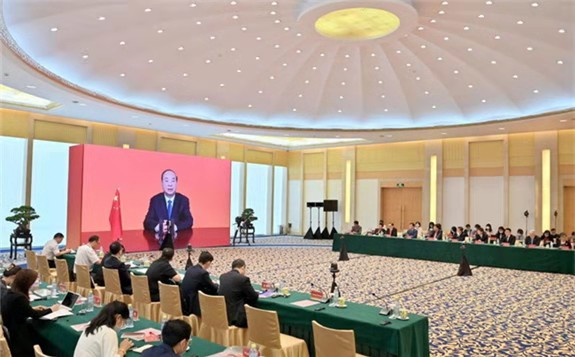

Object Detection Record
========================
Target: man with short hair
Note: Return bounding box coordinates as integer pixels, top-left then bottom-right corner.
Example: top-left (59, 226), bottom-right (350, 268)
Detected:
top-left (94, 241), bottom-right (132, 294)
top-left (218, 259), bottom-right (258, 328)
top-left (500, 228), bottom-right (516, 246)
top-left (146, 248), bottom-right (182, 302)
top-left (350, 221), bottom-right (362, 235)
top-left (525, 230), bottom-right (541, 246)
top-left (181, 251), bottom-right (219, 316)
top-left (41, 232), bottom-right (71, 268)
top-left (404, 223), bottom-right (418, 239)
top-left (142, 319), bottom-right (192, 357)
top-left (74, 235), bottom-right (102, 275)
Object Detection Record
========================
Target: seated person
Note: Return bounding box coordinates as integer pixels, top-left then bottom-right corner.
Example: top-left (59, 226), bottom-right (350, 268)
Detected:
top-left (447, 226), bottom-right (457, 239)
top-left (455, 226), bottom-right (466, 241)
top-left (41, 232), bottom-right (72, 268)
top-left (541, 230), bottom-right (554, 247)
top-left (524, 230), bottom-right (541, 246)
top-left (425, 222), bottom-right (435, 238)
top-left (494, 226), bottom-right (505, 240)
top-left (516, 229), bottom-right (525, 244)
top-left (94, 242), bottom-right (132, 294)
top-left (559, 233), bottom-right (572, 249)
top-left (349, 221), bottom-right (362, 235)
top-left (415, 221), bottom-right (424, 238)
top-left (142, 319), bottom-right (192, 357)
top-left (404, 223), bottom-right (418, 238)
top-left (367, 223), bottom-right (385, 236)
top-left (500, 228), bottom-right (516, 246)
top-left (2, 269), bottom-right (61, 356)
top-left (387, 223), bottom-right (398, 237)
top-left (474, 227), bottom-right (488, 243)
top-left (74, 301), bottom-right (133, 356)
top-left (550, 228), bottom-right (558, 240)
top-left (0, 264), bottom-right (21, 300)
top-left (218, 259), bottom-right (258, 328)
top-left (74, 235), bottom-right (103, 280)
top-left (428, 223), bottom-right (443, 240)
top-left (146, 248), bottom-right (181, 302)
top-left (181, 251), bottom-right (219, 316)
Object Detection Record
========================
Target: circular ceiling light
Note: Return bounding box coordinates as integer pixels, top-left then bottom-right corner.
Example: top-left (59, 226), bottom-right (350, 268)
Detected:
top-left (315, 8), bottom-right (400, 40)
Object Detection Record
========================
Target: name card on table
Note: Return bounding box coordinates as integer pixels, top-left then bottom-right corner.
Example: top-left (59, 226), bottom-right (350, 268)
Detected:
top-left (475, 240), bottom-right (484, 244)
top-left (310, 289), bottom-right (328, 303)
top-left (261, 281), bottom-right (274, 291)
top-left (560, 246), bottom-right (571, 250)
top-left (527, 244), bottom-right (536, 248)
top-left (451, 239), bottom-right (459, 243)
top-left (501, 243), bottom-right (510, 246)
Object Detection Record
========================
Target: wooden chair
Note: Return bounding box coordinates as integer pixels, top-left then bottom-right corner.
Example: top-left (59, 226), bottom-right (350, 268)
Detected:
top-left (312, 321), bottom-right (366, 357)
top-left (198, 291), bottom-right (247, 346)
top-left (130, 273), bottom-right (160, 322)
top-left (55, 259), bottom-right (76, 292)
top-left (33, 345), bottom-right (53, 357)
top-left (102, 267), bottom-right (132, 304)
top-left (0, 325), bottom-right (11, 357)
top-left (25, 250), bottom-right (37, 271)
top-left (36, 255), bottom-right (57, 284)
top-left (75, 264), bottom-right (104, 300)
top-left (158, 282), bottom-right (199, 335)
top-left (244, 305), bottom-right (309, 357)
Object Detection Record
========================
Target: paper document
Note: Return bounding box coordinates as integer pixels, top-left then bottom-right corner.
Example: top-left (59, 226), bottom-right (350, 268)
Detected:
top-left (290, 300), bottom-right (320, 308)
top-left (71, 322), bottom-right (90, 332)
top-left (40, 309), bottom-right (74, 320)
top-left (132, 345), bottom-right (153, 353)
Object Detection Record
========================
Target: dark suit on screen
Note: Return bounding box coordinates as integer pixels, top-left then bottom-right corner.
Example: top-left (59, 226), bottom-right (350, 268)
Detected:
top-left (144, 192), bottom-right (193, 231)
top-left (181, 264), bottom-right (219, 316)
top-left (218, 270), bottom-right (259, 328)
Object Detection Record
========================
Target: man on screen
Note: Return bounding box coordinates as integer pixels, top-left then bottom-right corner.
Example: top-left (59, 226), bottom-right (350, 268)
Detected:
top-left (144, 169), bottom-right (193, 249)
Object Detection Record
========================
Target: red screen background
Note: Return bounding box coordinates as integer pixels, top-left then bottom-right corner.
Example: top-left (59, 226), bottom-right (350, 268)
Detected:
top-left (67, 145), bottom-right (231, 252)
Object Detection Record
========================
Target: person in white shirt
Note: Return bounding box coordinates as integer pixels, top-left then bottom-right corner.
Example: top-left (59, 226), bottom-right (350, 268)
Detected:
top-left (74, 235), bottom-right (102, 275)
top-left (41, 232), bottom-right (72, 268)
top-left (73, 301), bottom-right (133, 357)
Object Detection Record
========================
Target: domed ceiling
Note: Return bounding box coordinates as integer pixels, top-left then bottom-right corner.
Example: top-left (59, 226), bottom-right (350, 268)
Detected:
top-left (1, 0), bottom-right (573, 132)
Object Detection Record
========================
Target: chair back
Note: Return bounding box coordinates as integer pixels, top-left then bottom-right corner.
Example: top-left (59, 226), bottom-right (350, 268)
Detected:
top-left (312, 320), bottom-right (357, 357)
top-left (244, 305), bottom-right (282, 350)
top-left (159, 282), bottom-right (184, 318)
top-left (25, 250), bottom-right (37, 271)
top-left (199, 291), bottom-right (229, 329)
top-left (33, 345), bottom-right (52, 357)
top-left (55, 259), bottom-right (70, 283)
top-left (130, 273), bottom-right (160, 322)
top-left (36, 255), bottom-right (53, 283)
top-left (102, 267), bottom-right (123, 295)
top-left (75, 264), bottom-right (92, 296)
top-left (1, 335), bottom-right (11, 357)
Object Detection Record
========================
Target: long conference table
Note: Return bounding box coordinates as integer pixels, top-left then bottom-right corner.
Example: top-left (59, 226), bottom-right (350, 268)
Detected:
top-left (57, 255), bottom-right (430, 357)
top-left (333, 234), bottom-right (575, 275)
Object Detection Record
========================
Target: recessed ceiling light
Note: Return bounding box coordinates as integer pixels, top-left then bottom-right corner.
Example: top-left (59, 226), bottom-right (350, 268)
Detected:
top-left (418, 26), bottom-right (424, 31)
top-left (296, 33), bottom-right (302, 37)
top-left (481, 99), bottom-right (487, 103)
top-left (236, 69), bottom-right (241, 73)
top-left (204, 97), bottom-right (209, 101)
top-left (144, 8), bottom-right (151, 12)
top-left (219, 83), bottom-right (225, 87)
top-left (230, 1), bottom-right (237, 5)
top-left (531, 2), bottom-right (539, 7)
top-left (248, 104), bottom-right (252, 108)
top-left (82, 54), bottom-right (89, 59)
top-left (298, 94), bottom-right (303, 98)
top-left (415, 76), bottom-right (421, 81)
top-left (558, 29), bottom-right (566, 34)
top-left (232, 15), bottom-right (239, 20)
top-left (50, 27), bottom-right (58, 32)
top-left (478, 14), bottom-right (485, 18)
top-left (381, 94), bottom-right (386, 98)
top-left (453, 70), bottom-right (459, 74)
top-left (384, 109), bottom-right (389, 112)
top-left (258, 90), bottom-right (263, 94)
top-left (120, 73), bottom-right (125, 77)
top-left (533, 89), bottom-right (539, 93)
top-left (468, 84), bottom-right (474, 88)
top-left (241, 27), bottom-right (247, 31)
top-left (256, 36), bottom-right (262, 41)
top-left (527, 46), bottom-right (533, 51)
top-left (296, 49), bottom-right (302, 54)
top-left (463, 26), bottom-right (470, 30)
top-left (491, 60), bottom-right (497, 64)
top-left (424, 91), bottom-right (430, 95)
top-left (437, 57), bottom-right (443, 61)
top-left (178, 46), bottom-right (184, 51)
top-left (444, 36), bottom-right (449, 40)
top-left (269, 75), bottom-right (275, 80)
top-left (183, 73), bottom-right (189, 77)
top-left (494, 35), bottom-right (501, 40)
top-left (270, 11), bottom-right (276, 15)
top-left (274, 44), bottom-right (280, 48)
top-left (312, 66), bottom-right (317, 70)
top-left (157, 29), bottom-right (164, 34)
top-left (345, 54), bottom-right (351, 58)
top-left (271, 1), bottom-right (278, 5)
top-left (432, 105), bottom-right (437, 109)
top-left (396, 50), bottom-right (402, 54)
top-left (498, 127), bottom-right (505, 130)
top-left (441, 1), bottom-right (448, 4)
top-left (513, 74), bottom-right (519, 79)
top-left (337, 109), bottom-right (342, 113)
top-left (205, 59), bottom-right (211, 64)
top-left (148, 59), bottom-right (154, 63)
top-left (378, 80), bottom-right (383, 84)
top-left (304, 80), bottom-right (310, 84)
top-left (119, 41), bottom-right (126, 45)
top-left (284, 27), bottom-right (290, 31)
top-left (439, 10), bottom-right (445, 15)
top-left (255, 56), bottom-right (260, 60)
top-left (430, 19), bottom-right (436, 23)
top-left (292, 108), bottom-right (297, 112)
top-left (485, 0), bottom-right (493, 4)
top-left (467, 48), bottom-right (473, 52)
top-left (560, 119), bottom-right (567, 122)
top-left (517, 20), bottom-right (524, 24)
top-left (420, 45), bottom-right (427, 49)
top-left (339, 95), bottom-right (344, 99)
top-left (196, 21), bottom-right (202, 25)
top-left (341, 81), bottom-right (346, 86)
top-left (374, 66), bottom-right (380, 70)
top-left (25, 85), bottom-right (36, 89)
top-left (274, 19), bottom-right (281, 23)
top-left (230, 47), bottom-right (236, 51)
top-left (190, 3), bottom-right (197, 7)
top-left (161, 87), bottom-right (166, 91)
top-left (343, 67), bottom-right (348, 71)
top-left (98, 16), bottom-right (106, 21)
top-left (557, 60), bottom-right (564, 65)
top-left (320, 53), bottom-right (325, 57)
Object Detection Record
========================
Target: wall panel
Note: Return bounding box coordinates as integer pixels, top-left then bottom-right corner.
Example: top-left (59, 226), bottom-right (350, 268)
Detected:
top-left (356, 142), bottom-right (424, 172)
top-left (303, 180), bottom-right (325, 231)
top-left (469, 176), bottom-right (504, 227)
top-left (442, 177), bottom-right (465, 229)
top-left (92, 124), bottom-right (118, 147)
top-left (0, 109), bottom-right (30, 137)
top-left (288, 180), bottom-right (302, 234)
top-left (355, 179), bottom-right (379, 232)
top-left (159, 137), bottom-right (197, 155)
top-left (327, 179), bottom-right (342, 232)
top-left (509, 176), bottom-right (536, 232)
top-left (34, 121), bottom-right (87, 144)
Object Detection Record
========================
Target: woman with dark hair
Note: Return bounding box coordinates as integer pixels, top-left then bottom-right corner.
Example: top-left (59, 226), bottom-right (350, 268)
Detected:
top-left (542, 230), bottom-right (553, 247)
top-left (0, 264), bottom-right (22, 300)
top-left (426, 222), bottom-right (435, 238)
top-left (433, 223), bottom-right (443, 240)
top-left (1, 269), bottom-right (60, 356)
top-left (495, 226), bottom-right (505, 240)
top-left (73, 301), bottom-right (133, 357)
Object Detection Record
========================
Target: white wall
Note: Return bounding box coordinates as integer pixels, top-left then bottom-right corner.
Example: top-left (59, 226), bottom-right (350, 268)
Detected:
top-left (273, 166), bottom-right (287, 234)
top-left (246, 163), bottom-right (272, 235)
top-left (509, 176), bottom-right (536, 232)
top-left (470, 176), bottom-right (504, 228)
top-left (0, 136), bottom-right (27, 248)
top-left (229, 162), bottom-right (244, 236)
top-left (442, 177), bottom-right (465, 229)
top-left (303, 180), bottom-right (324, 232)
top-left (327, 179), bottom-right (342, 232)
top-left (288, 180), bottom-right (302, 234)
top-left (355, 179), bottom-right (379, 233)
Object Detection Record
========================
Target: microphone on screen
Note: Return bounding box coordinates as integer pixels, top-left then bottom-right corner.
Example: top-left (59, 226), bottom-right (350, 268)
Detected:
top-left (370, 292), bottom-right (392, 315)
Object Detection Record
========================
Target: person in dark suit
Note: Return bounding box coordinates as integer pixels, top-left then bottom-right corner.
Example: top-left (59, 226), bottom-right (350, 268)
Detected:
top-left (1, 269), bottom-right (61, 356)
top-left (218, 259), bottom-right (258, 328)
top-left (525, 230), bottom-right (541, 246)
top-left (94, 242), bottom-right (132, 294)
top-left (388, 223), bottom-right (398, 237)
top-left (146, 248), bottom-right (182, 302)
top-left (144, 169), bottom-right (193, 250)
top-left (474, 227), bottom-right (488, 243)
top-left (500, 228), bottom-right (516, 246)
top-left (455, 226), bottom-right (466, 241)
top-left (142, 319), bottom-right (192, 357)
top-left (181, 251), bottom-right (219, 316)
top-left (404, 223), bottom-right (418, 238)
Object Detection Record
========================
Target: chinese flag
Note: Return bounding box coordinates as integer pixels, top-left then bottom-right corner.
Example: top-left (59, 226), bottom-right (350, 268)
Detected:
top-left (109, 189), bottom-right (123, 240)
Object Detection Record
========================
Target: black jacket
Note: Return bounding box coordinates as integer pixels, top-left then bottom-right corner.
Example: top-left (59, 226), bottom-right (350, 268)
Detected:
top-left (500, 235), bottom-right (516, 245)
top-left (218, 270), bottom-right (259, 328)
top-left (1, 291), bottom-right (53, 356)
top-left (181, 264), bottom-right (218, 316)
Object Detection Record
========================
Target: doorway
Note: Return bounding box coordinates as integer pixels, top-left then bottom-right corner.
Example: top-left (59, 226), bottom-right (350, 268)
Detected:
top-left (380, 187), bottom-right (422, 230)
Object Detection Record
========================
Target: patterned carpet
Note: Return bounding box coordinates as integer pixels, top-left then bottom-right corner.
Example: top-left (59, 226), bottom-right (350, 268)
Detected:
top-left (3, 236), bottom-right (574, 356)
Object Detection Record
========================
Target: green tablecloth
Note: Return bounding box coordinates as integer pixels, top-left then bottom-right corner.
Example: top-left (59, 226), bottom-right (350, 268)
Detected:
top-left (333, 234), bottom-right (575, 275)
top-left (31, 292), bottom-right (225, 357)
top-left (257, 291), bottom-right (429, 357)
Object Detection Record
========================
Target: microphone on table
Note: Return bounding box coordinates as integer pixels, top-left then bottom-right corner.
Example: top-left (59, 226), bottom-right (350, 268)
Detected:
top-left (370, 292), bottom-right (391, 315)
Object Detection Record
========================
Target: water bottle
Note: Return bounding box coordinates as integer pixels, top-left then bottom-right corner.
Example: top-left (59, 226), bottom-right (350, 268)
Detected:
top-left (50, 284), bottom-right (58, 298)
top-left (160, 314), bottom-right (168, 332)
top-left (248, 343), bottom-right (258, 357)
top-left (132, 305), bottom-right (139, 321)
top-left (85, 293), bottom-right (94, 312)
top-left (124, 304), bottom-right (134, 328)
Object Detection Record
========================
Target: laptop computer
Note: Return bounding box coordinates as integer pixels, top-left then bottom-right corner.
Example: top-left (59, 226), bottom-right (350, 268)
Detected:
top-left (60, 291), bottom-right (80, 311)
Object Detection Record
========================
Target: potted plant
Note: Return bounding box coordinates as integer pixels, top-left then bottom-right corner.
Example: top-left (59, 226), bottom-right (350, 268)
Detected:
top-left (5, 205), bottom-right (40, 237)
top-left (238, 208), bottom-right (257, 228)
